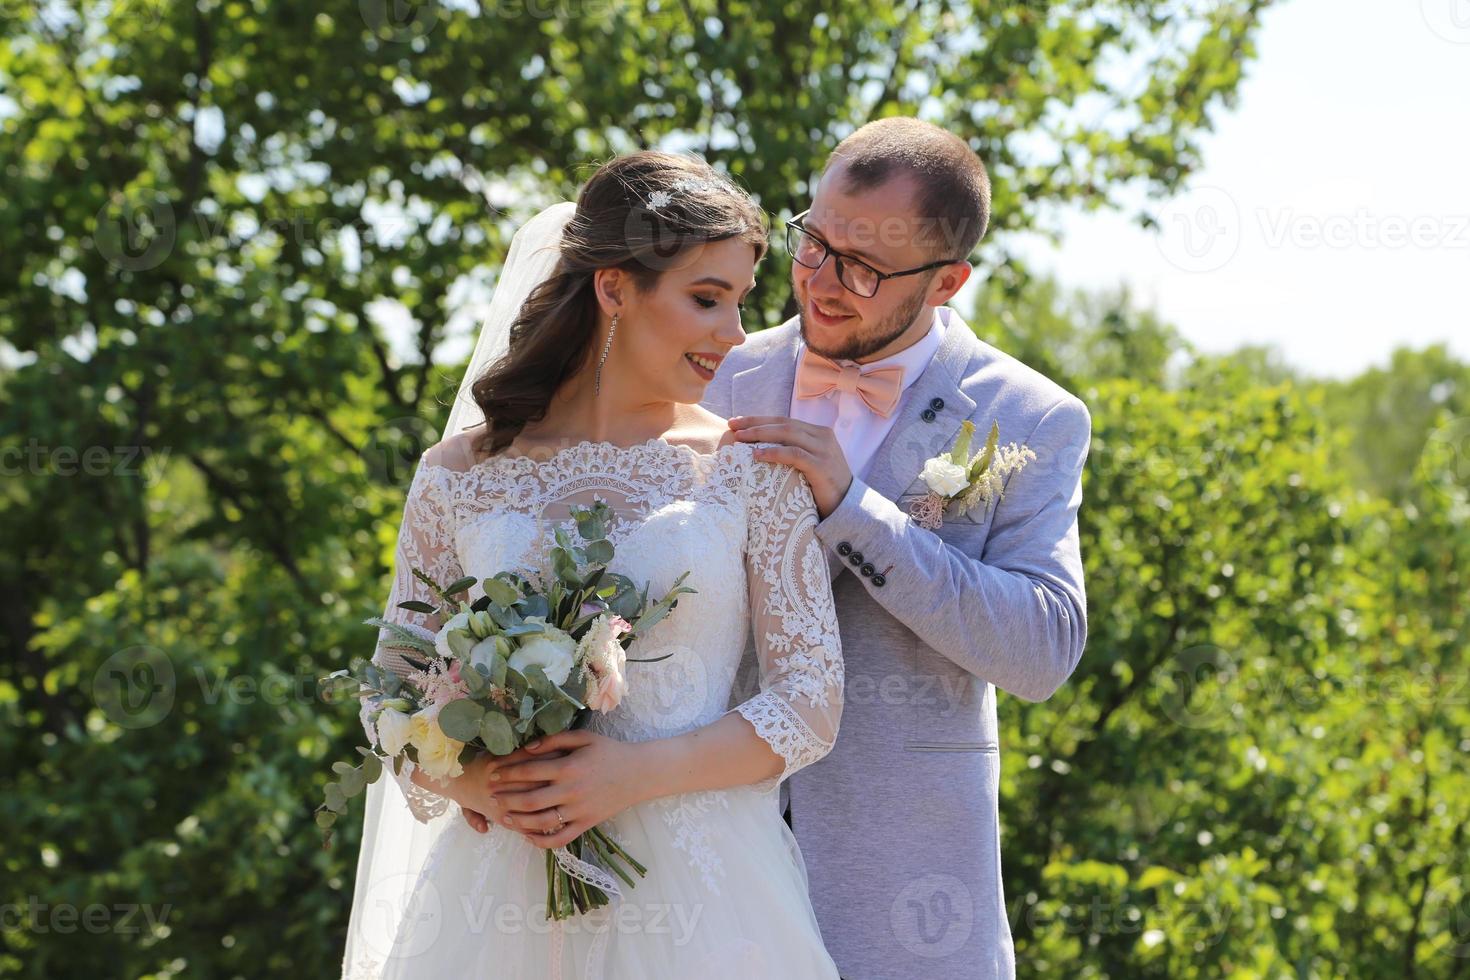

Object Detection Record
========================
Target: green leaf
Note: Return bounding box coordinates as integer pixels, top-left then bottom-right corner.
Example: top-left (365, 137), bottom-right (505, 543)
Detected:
top-left (584, 540), bottom-right (614, 565)
top-left (950, 419), bottom-right (976, 465)
top-left (536, 700), bottom-right (577, 735)
top-left (363, 618), bottom-right (436, 656)
top-left (479, 711), bottom-right (517, 755)
top-left (461, 662), bottom-right (487, 696)
top-left (969, 421), bottom-right (1001, 479)
top-left (444, 576), bottom-right (477, 596)
top-left (481, 577), bottom-right (521, 607)
top-left (339, 767), bottom-right (366, 797)
top-left (437, 698), bottom-right (487, 742)
top-left (396, 599), bottom-right (437, 614)
top-left (358, 751), bottom-right (383, 783)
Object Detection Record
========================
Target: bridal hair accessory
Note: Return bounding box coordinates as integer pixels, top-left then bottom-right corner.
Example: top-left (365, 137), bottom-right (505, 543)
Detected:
top-left (595, 313), bottom-right (619, 395)
top-left (645, 176), bottom-right (727, 211)
top-left (908, 420), bottom-right (1035, 530)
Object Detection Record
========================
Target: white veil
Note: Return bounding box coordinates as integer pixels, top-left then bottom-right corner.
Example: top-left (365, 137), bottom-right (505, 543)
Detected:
top-left (341, 201), bottom-right (577, 978)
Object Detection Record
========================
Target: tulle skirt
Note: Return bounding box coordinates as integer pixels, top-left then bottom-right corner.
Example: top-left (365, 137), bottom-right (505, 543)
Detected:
top-left (366, 784), bottom-right (838, 979)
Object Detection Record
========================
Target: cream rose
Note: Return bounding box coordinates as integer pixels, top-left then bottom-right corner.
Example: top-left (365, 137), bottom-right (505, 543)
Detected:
top-left (920, 456), bottom-right (970, 497)
top-left (375, 705), bottom-right (414, 757)
top-left (409, 704), bottom-right (466, 781)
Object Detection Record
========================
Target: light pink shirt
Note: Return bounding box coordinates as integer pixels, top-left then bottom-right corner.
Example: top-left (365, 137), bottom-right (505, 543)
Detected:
top-left (789, 307), bottom-right (946, 479)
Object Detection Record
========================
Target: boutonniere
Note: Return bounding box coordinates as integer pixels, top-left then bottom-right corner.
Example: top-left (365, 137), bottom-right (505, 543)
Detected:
top-left (908, 420), bottom-right (1036, 530)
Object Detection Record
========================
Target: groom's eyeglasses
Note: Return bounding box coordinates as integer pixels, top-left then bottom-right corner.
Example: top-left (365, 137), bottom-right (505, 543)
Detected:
top-left (784, 209), bottom-right (963, 299)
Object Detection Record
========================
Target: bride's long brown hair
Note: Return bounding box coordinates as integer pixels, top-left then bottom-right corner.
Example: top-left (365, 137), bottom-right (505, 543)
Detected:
top-left (468, 152), bottom-right (768, 458)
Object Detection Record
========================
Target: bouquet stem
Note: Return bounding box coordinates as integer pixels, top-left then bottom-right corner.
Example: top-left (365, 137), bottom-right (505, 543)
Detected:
top-left (543, 825), bottom-right (648, 920)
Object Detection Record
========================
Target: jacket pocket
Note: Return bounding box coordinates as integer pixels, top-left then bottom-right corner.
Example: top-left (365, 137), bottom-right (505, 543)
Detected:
top-left (902, 741), bottom-right (1000, 753)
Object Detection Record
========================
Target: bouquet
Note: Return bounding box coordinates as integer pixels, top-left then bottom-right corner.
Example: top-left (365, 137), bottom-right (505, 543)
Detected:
top-left (317, 500), bottom-right (695, 919)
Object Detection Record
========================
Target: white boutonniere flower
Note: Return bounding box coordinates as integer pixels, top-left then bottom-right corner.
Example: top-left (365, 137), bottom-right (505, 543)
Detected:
top-left (908, 420), bottom-right (1036, 530)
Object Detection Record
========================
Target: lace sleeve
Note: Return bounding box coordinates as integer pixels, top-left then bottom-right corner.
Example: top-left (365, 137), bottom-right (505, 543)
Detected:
top-left (358, 453), bottom-right (463, 823)
top-left (729, 457), bottom-right (844, 793)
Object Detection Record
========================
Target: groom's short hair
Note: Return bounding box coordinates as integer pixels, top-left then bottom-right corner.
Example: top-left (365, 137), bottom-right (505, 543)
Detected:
top-left (827, 117), bottom-right (991, 260)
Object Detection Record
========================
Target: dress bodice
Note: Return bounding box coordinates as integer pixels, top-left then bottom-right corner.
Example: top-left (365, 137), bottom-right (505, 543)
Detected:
top-left (438, 439), bottom-right (763, 744)
top-left (366, 437), bottom-right (844, 819)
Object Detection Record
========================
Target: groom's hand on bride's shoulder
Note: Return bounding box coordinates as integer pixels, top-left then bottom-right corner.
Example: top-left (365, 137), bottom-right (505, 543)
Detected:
top-left (727, 416), bottom-right (852, 519)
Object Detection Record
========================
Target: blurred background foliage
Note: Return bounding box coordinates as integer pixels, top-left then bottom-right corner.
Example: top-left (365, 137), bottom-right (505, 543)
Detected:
top-left (2, 0), bottom-right (1466, 976)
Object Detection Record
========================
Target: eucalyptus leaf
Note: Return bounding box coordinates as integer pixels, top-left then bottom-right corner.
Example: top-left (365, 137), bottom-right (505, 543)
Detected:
top-left (356, 749), bottom-right (383, 782)
top-left (339, 767), bottom-right (366, 797)
top-left (437, 698), bottom-right (487, 742)
top-left (479, 712), bottom-right (517, 755)
top-left (537, 700), bottom-right (577, 735)
top-left (481, 577), bottom-right (522, 607)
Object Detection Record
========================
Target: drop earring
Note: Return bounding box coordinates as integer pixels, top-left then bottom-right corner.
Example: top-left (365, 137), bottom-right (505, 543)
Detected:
top-left (595, 313), bottom-right (619, 396)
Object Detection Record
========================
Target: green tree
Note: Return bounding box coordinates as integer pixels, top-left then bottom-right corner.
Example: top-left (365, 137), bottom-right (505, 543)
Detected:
top-left (2, 1), bottom-right (1287, 975)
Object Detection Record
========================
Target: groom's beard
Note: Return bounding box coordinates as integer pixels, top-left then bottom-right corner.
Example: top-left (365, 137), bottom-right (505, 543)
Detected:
top-left (798, 282), bottom-right (931, 363)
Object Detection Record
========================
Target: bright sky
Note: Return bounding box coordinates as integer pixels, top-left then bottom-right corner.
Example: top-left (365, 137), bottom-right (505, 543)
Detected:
top-left (993, 0), bottom-right (1470, 380)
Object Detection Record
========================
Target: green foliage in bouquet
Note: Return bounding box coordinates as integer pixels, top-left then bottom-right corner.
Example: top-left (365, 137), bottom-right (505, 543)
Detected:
top-left (316, 502), bottom-right (694, 917)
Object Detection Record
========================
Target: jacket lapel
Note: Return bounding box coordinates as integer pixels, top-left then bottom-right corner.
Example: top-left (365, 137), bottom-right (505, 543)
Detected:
top-left (861, 308), bottom-right (980, 503)
top-left (729, 321), bottom-right (802, 419)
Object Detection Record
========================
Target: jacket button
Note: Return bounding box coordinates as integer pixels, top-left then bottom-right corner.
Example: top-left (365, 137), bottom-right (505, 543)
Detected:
top-left (921, 408), bottom-right (937, 422)
top-left (871, 573), bottom-right (887, 587)
top-left (859, 563), bottom-right (875, 577)
top-left (837, 542), bottom-right (852, 556)
top-left (930, 397), bottom-right (945, 411)
top-left (848, 551), bottom-right (864, 566)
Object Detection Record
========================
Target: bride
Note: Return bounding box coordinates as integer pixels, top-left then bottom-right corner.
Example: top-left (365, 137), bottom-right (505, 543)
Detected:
top-left (341, 152), bottom-right (844, 979)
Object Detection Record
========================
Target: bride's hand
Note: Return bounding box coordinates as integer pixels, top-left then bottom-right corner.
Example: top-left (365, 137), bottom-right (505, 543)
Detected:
top-left (413, 749), bottom-right (562, 834)
top-left (487, 731), bottom-right (643, 849)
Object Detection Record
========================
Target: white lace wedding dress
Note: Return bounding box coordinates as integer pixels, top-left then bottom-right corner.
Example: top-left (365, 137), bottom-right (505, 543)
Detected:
top-left (342, 438), bottom-right (843, 979)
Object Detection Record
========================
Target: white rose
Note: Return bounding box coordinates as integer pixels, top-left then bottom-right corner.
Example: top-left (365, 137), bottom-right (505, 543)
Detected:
top-left (375, 705), bottom-right (414, 757)
top-left (507, 627), bottom-right (577, 686)
top-left (468, 637), bottom-right (504, 673)
top-left (409, 704), bottom-right (465, 781)
top-left (434, 611), bottom-right (472, 660)
top-left (920, 456), bottom-right (970, 497)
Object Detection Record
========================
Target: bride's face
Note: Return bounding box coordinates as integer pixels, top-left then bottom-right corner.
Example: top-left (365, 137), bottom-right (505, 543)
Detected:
top-left (609, 238), bottom-right (756, 403)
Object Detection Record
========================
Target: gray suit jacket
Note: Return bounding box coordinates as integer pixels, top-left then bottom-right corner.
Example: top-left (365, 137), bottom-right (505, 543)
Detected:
top-left (703, 307), bottom-right (1091, 980)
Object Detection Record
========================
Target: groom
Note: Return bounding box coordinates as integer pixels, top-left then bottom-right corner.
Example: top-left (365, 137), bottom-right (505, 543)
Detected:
top-left (704, 117), bottom-right (1092, 979)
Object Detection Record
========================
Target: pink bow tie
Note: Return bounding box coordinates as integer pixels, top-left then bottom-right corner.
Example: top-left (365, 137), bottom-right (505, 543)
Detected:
top-left (794, 349), bottom-right (905, 418)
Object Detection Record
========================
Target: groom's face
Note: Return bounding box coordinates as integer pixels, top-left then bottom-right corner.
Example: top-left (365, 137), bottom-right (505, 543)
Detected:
top-left (793, 163), bottom-right (951, 363)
